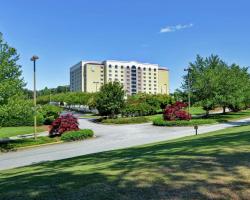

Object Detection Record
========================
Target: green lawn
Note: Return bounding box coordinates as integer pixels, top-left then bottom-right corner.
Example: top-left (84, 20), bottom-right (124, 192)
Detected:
top-left (185, 106), bottom-right (206, 115)
top-left (0, 136), bottom-right (60, 152)
top-left (1, 125), bottom-right (250, 199)
top-left (153, 109), bottom-right (250, 126)
top-left (0, 126), bottom-right (47, 139)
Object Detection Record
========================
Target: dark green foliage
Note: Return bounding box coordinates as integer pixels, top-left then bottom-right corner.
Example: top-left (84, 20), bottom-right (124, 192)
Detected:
top-left (61, 129), bottom-right (94, 141)
top-left (96, 82), bottom-right (125, 118)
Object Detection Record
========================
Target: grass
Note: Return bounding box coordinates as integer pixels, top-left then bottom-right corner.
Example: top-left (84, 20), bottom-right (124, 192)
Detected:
top-left (153, 109), bottom-right (250, 126)
top-left (79, 114), bottom-right (101, 119)
top-left (153, 117), bottom-right (223, 126)
top-left (185, 106), bottom-right (206, 115)
top-left (0, 125), bottom-right (250, 199)
top-left (101, 116), bottom-right (151, 124)
top-left (0, 126), bottom-right (47, 139)
top-left (0, 136), bottom-right (60, 152)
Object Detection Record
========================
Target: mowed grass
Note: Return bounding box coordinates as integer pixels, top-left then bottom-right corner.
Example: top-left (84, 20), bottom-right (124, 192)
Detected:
top-left (1, 125), bottom-right (250, 199)
top-left (0, 136), bottom-right (60, 152)
top-left (185, 106), bottom-right (206, 115)
top-left (0, 126), bottom-right (47, 139)
top-left (153, 109), bottom-right (250, 126)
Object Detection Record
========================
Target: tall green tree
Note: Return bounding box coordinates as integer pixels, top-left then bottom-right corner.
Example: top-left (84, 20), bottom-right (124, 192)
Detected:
top-left (0, 33), bottom-right (25, 105)
top-left (96, 82), bottom-right (125, 118)
top-left (183, 54), bottom-right (250, 115)
top-left (183, 55), bottom-right (223, 116)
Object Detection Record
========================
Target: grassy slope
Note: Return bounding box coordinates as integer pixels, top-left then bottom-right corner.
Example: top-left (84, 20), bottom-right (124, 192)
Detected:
top-left (0, 126), bottom-right (47, 138)
top-left (0, 125), bottom-right (250, 200)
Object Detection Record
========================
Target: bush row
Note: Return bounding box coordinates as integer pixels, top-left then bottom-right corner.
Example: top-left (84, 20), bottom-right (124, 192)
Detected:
top-left (101, 116), bottom-right (150, 124)
top-left (153, 117), bottom-right (219, 126)
top-left (61, 129), bottom-right (94, 141)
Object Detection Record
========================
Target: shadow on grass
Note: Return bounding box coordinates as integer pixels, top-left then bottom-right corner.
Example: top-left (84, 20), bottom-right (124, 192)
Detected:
top-left (0, 128), bottom-right (250, 199)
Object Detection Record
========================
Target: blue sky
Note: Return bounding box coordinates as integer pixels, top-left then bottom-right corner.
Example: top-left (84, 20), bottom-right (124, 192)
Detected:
top-left (0, 0), bottom-right (250, 92)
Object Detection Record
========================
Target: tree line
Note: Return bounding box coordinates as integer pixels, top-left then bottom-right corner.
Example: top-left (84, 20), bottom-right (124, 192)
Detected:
top-left (182, 55), bottom-right (250, 115)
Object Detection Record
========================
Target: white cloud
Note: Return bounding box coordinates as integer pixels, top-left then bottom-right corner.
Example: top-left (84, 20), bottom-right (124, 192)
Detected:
top-left (160, 23), bottom-right (193, 33)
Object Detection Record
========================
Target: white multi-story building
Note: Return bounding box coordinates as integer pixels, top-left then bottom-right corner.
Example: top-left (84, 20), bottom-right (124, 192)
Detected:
top-left (70, 60), bottom-right (169, 95)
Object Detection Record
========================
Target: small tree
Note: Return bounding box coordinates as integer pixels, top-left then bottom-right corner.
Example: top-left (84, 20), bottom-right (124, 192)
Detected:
top-left (0, 33), bottom-right (25, 105)
top-left (96, 82), bottom-right (125, 118)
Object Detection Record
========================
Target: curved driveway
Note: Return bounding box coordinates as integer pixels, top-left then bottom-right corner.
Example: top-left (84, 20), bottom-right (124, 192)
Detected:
top-left (0, 118), bottom-right (250, 170)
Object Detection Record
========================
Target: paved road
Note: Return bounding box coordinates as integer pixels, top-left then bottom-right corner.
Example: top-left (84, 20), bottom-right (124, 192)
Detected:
top-left (0, 118), bottom-right (250, 171)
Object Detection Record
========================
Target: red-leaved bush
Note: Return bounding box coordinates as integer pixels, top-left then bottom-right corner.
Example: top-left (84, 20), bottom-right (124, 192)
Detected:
top-left (49, 114), bottom-right (79, 136)
top-left (163, 101), bottom-right (191, 121)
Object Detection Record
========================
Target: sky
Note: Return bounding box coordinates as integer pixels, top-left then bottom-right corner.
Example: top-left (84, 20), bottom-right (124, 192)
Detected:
top-left (0, 0), bottom-right (250, 92)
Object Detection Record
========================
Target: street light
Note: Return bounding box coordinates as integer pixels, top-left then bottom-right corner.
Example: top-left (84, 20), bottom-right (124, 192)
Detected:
top-left (31, 55), bottom-right (39, 140)
top-left (184, 67), bottom-right (191, 114)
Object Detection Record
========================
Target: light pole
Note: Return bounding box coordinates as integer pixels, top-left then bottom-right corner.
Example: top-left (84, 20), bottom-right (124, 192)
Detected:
top-left (184, 67), bottom-right (191, 114)
top-left (31, 55), bottom-right (39, 140)
top-left (93, 81), bottom-right (99, 92)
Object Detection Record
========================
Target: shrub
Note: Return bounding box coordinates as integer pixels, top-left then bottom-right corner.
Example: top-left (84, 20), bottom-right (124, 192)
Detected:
top-left (101, 116), bottom-right (149, 124)
top-left (163, 101), bottom-right (191, 121)
top-left (49, 114), bottom-right (79, 136)
top-left (0, 98), bottom-right (44, 127)
top-left (61, 129), bottom-right (94, 141)
top-left (40, 104), bottom-right (62, 125)
top-left (153, 116), bottom-right (218, 126)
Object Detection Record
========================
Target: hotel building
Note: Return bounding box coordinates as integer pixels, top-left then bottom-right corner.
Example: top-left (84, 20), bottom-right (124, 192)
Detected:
top-left (70, 60), bottom-right (169, 95)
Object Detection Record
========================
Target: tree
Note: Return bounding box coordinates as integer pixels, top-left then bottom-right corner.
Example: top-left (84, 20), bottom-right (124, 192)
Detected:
top-left (183, 54), bottom-right (250, 115)
top-left (0, 33), bottom-right (25, 105)
top-left (183, 55), bottom-right (223, 116)
top-left (96, 82), bottom-right (125, 118)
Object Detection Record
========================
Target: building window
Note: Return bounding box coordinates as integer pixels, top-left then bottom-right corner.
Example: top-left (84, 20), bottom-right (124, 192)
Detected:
top-left (109, 65), bottom-right (112, 68)
top-left (143, 67), bottom-right (146, 71)
top-left (109, 70), bottom-right (112, 72)
top-left (115, 65), bottom-right (118, 69)
top-left (154, 69), bottom-right (156, 72)
top-left (121, 66), bottom-right (124, 69)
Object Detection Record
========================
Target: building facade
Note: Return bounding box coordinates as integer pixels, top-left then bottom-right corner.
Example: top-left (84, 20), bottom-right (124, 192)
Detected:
top-left (70, 60), bottom-right (169, 95)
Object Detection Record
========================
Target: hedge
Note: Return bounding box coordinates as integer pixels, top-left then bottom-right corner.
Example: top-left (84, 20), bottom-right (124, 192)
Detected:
top-left (153, 117), bottom-right (220, 126)
top-left (61, 129), bottom-right (94, 142)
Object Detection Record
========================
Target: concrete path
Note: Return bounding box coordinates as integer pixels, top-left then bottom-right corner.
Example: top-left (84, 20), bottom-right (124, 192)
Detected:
top-left (0, 117), bottom-right (250, 171)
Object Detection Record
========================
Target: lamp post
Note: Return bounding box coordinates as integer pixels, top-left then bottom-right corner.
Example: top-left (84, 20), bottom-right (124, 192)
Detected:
top-left (184, 67), bottom-right (191, 114)
top-left (31, 55), bottom-right (39, 140)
